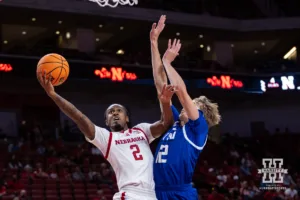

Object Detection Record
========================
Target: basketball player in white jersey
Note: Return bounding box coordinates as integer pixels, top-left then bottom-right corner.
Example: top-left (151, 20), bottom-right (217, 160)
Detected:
top-left (37, 69), bottom-right (176, 200)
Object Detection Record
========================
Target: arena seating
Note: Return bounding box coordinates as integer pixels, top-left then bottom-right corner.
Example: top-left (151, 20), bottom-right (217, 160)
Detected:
top-left (0, 128), bottom-right (299, 200)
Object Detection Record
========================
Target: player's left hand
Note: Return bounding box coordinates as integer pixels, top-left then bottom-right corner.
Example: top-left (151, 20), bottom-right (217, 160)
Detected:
top-left (162, 39), bottom-right (181, 63)
top-left (159, 84), bottom-right (177, 104)
top-left (150, 15), bottom-right (166, 42)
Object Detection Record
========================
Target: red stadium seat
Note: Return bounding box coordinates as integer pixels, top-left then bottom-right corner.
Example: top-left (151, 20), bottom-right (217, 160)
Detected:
top-left (86, 184), bottom-right (97, 190)
top-left (60, 189), bottom-right (72, 195)
top-left (74, 194), bottom-right (86, 199)
top-left (32, 195), bottom-right (44, 200)
top-left (32, 189), bottom-right (44, 196)
top-left (74, 189), bottom-right (85, 195)
top-left (46, 179), bottom-right (57, 184)
top-left (46, 184), bottom-right (57, 190)
top-left (102, 188), bottom-right (112, 195)
top-left (46, 190), bottom-right (58, 195)
top-left (45, 183), bottom-right (56, 189)
top-left (104, 194), bottom-right (113, 199)
top-left (59, 179), bottom-right (71, 185)
top-left (20, 178), bottom-right (29, 184)
top-left (86, 189), bottom-right (97, 195)
top-left (2, 196), bottom-right (13, 200)
top-left (32, 184), bottom-right (44, 189)
top-left (60, 195), bottom-right (73, 200)
top-left (46, 195), bottom-right (59, 200)
top-left (99, 184), bottom-right (110, 189)
top-left (59, 184), bottom-right (71, 189)
top-left (72, 183), bottom-right (85, 189)
top-left (88, 194), bottom-right (97, 199)
top-left (74, 198), bottom-right (86, 200)
top-left (33, 179), bottom-right (45, 185)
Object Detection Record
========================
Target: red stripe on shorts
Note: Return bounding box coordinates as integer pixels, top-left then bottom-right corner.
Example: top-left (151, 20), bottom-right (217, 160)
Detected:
top-left (121, 192), bottom-right (126, 200)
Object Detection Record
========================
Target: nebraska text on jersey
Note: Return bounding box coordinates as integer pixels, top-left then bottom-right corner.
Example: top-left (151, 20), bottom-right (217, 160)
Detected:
top-left (115, 136), bottom-right (145, 145)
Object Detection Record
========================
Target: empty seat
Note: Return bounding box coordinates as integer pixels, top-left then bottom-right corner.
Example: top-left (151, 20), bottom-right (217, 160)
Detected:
top-left (59, 184), bottom-right (71, 189)
top-left (60, 195), bottom-right (73, 200)
top-left (86, 184), bottom-right (97, 190)
top-left (86, 189), bottom-right (97, 195)
top-left (32, 189), bottom-right (44, 196)
top-left (60, 189), bottom-right (72, 195)
top-left (31, 195), bottom-right (44, 200)
top-left (46, 190), bottom-right (58, 195)
top-left (99, 184), bottom-right (110, 189)
top-left (32, 184), bottom-right (44, 189)
top-left (46, 184), bottom-right (57, 190)
top-left (46, 195), bottom-right (59, 200)
top-left (72, 183), bottom-right (85, 189)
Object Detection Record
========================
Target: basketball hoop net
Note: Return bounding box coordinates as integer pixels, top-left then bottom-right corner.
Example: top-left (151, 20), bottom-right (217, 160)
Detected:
top-left (89, 0), bottom-right (138, 8)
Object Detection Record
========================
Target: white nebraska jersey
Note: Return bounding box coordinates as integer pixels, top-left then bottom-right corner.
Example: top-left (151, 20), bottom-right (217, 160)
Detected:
top-left (86, 123), bottom-right (156, 191)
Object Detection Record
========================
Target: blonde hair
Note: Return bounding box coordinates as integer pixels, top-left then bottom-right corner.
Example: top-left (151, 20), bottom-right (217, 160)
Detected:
top-left (193, 96), bottom-right (221, 127)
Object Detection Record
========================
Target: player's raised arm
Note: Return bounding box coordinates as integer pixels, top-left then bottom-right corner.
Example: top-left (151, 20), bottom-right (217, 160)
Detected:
top-left (150, 15), bottom-right (168, 94)
top-left (162, 39), bottom-right (199, 121)
top-left (150, 16), bottom-right (181, 123)
top-left (149, 84), bottom-right (175, 138)
top-left (37, 70), bottom-right (95, 140)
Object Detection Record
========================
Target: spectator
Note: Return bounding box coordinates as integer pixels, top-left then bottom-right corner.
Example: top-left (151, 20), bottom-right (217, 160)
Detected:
top-left (33, 163), bottom-right (49, 179)
top-left (230, 148), bottom-right (239, 159)
top-left (23, 160), bottom-right (33, 172)
top-left (8, 155), bottom-right (22, 171)
top-left (241, 153), bottom-right (253, 168)
top-left (8, 140), bottom-right (22, 153)
top-left (88, 166), bottom-right (102, 183)
top-left (91, 147), bottom-right (102, 155)
top-left (36, 143), bottom-right (46, 155)
top-left (7, 175), bottom-right (25, 195)
top-left (48, 165), bottom-right (58, 179)
top-left (216, 169), bottom-right (227, 186)
top-left (285, 184), bottom-right (298, 199)
top-left (240, 162), bottom-right (251, 176)
top-left (92, 190), bottom-right (106, 200)
top-left (72, 167), bottom-right (85, 181)
top-left (283, 173), bottom-right (296, 187)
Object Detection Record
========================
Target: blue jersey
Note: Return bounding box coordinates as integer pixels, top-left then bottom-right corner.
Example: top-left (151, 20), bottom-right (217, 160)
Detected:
top-left (153, 105), bottom-right (209, 186)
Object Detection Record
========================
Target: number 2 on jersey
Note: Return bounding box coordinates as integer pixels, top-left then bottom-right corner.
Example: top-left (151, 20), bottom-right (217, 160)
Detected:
top-left (130, 144), bottom-right (143, 160)
top-left (155, 145), bottom-right (169, 163)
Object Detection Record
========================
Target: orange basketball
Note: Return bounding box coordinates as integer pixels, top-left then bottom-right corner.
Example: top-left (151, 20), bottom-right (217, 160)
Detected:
top-left (37, 53), bottom-right (69, 86)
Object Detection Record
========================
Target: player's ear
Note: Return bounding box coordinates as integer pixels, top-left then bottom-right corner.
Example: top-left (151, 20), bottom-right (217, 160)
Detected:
top-left (126, 115), bottom-right (129, 123)
top-left (105, 119), bottom-right (108, 126)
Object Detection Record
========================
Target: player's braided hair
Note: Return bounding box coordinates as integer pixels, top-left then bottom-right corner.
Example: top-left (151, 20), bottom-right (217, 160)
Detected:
top-left (193, 96), bottom-right (221, 127)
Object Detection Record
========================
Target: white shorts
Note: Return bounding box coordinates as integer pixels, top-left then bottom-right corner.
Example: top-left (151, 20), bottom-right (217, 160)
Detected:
top-left (113, 186), bottom-right (157, 200)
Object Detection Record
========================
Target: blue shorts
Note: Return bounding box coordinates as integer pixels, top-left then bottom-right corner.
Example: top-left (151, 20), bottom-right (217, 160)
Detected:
top-left (155, 184), bottom-right (198, 200)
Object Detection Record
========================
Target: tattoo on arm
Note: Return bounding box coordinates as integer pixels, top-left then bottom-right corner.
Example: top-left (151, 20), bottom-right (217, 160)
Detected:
top-left (50, 93), bottom-right (95, 139)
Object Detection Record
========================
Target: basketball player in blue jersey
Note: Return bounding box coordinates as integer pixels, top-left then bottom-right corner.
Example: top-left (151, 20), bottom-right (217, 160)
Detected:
top-left (150, 16), bottom-right (221, 200)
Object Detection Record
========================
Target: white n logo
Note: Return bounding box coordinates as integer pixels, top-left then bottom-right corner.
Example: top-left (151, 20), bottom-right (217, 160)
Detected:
top-left (281, 76), bottom-right (295, 90)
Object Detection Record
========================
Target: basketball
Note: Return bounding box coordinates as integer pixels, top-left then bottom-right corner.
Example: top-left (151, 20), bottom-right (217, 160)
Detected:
top-left (37, 53), bottom-right (70, 86)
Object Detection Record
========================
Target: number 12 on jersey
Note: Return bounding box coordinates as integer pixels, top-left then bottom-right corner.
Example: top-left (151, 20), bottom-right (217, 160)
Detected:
top-left (155, 145), bottom-right (169, 163)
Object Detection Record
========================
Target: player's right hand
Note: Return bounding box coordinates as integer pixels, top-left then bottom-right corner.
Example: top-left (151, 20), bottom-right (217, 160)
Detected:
top-left (150, 15), bottom-right (166, 42)
top-left (37, 70), bottom-right (55, 96)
